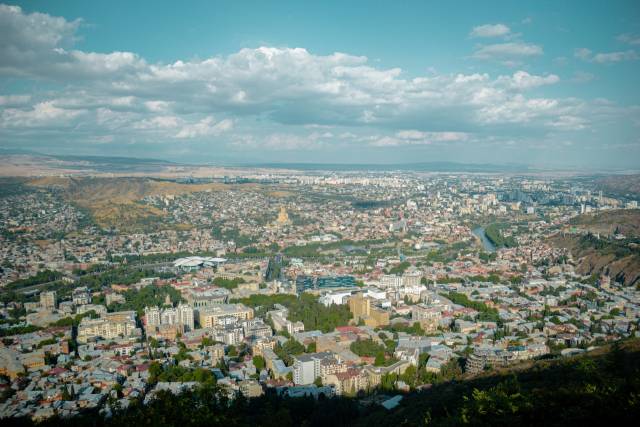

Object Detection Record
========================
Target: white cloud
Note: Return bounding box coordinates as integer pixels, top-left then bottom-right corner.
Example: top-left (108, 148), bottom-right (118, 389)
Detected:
top-left (571, 71), bottom-right (595, 83)
top-left (497, 70), bottom-right (559, 90)
top-left (1, 101), bottom-right (84, 127)
top-left (473, 42), bottom-right (543, 61)
top-left (0, 4), bottom-right (80, 75)
top-left (0, 94), bottom-right (31, 106)
top-left (592, 50), bottom-right (638, 63)
top-left (134, 115), bottom-right (180, 130)
top-left (145, 100), bottom-right (171, 112)
top-left (574, 48), bottom-right (592, 60)
top-left (232, 133), bottom-right (321, 150)
top-left (575, 47), bottom-right (638, 63)
top-left (618, 33), bottom-right (640, 45)
top-left (470, 24), bottom-right (511, 38)
top-left (1, 3), bottom-right (624, 156)
top-left (372, 130), bottom-right (468, 146)
top-left (175, 117), bottom-right (233, 139)
top-left (478, 95), bottom-right (561, 124)
top-left (547, 115), bottom-right (588, 130)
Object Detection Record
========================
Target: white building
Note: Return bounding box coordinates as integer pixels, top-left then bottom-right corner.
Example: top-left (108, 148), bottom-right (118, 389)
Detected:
top-left (144, 303), bottom-right (194, 332)
top-left (319, 291), bottom-right (352, 307)
top-left (292, 352), bottom-right (336, 385)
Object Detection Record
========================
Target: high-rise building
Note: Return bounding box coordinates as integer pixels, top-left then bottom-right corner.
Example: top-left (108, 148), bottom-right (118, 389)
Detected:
top-left (144, 306), bottom-right (161, 327)
top-left (145, 304), bottom-right (194, 332)
top-left (177, 303), bottom-right (194, 331)
top-left (160, 308), bottom-right (177, 325)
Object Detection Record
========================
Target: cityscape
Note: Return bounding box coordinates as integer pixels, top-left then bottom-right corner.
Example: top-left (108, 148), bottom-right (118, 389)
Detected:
top-left (1, 1), bottom-right (639, 426)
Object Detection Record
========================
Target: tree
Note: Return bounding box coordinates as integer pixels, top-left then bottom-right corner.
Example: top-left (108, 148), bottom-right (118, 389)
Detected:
top-left (350, 339), bottom-right (386, 357)
top-left (253, 355), bottom-right (266, 371)
top-left (400, 365), bottom-right (417, 388)
top-left (227, 345), bottom-right (238, 357)
top-left (380, 373), bottom-right (397, 391)
top-left (112, 383), bottom-right (123, 398)
top-left (61, 385), bottom-right (73, 401)
top-left (275, 339), bottom-right (305, 365)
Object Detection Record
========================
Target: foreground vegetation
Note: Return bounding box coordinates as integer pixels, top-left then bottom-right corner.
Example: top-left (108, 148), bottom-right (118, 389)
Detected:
top-left (3, 339), bottom-right (638, 426)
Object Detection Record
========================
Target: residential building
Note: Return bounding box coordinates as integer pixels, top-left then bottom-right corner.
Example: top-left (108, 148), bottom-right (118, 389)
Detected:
top-left (77, 311), bottom-right (138, 343)
top-left (40, 291), bottom-right (57, 310)
top-left (198, 304), bottom-right (254, 328)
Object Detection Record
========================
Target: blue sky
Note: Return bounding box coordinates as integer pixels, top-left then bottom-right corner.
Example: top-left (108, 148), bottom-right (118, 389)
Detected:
top-left (1, 1), bottom-right (639, 168)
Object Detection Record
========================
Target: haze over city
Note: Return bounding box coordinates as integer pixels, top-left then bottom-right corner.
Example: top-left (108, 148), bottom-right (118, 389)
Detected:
top-left (1, 0), bottom-right (639, 168)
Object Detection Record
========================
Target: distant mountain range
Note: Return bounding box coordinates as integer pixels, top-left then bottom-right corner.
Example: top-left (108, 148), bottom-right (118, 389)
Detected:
top-left (1, 148), bottom-right (533, 173)
top-left (5, 148), bottom-right (638, 174)
top-left (245, 161), bottom-right (530, 172)
top-left (0, 148), bottom-right (174, 166)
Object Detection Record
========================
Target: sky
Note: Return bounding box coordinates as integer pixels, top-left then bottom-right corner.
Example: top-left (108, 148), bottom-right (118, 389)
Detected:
top-left (0, 0), bottom-right (639, 169)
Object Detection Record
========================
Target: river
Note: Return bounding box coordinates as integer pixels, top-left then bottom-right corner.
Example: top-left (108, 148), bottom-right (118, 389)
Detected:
top-left (472, 227), bottom-right (496, 252)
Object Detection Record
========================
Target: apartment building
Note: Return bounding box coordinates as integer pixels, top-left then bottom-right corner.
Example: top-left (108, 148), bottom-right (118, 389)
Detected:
top-left (198, 304), bottom-right (254, 328)
top-left (77, 311), bottom-right (138, 343)
top-left (40, 291), bottom-right (57, 310)
top-left (292, 351), bottom-right (340, 385)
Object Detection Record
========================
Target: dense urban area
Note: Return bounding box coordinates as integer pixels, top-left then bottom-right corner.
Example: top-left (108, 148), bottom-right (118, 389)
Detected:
top-left (0, 171), bottom-right (639, 424)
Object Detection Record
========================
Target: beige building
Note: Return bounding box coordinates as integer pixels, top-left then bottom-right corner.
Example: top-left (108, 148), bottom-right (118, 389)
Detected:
top-left (40, 291), bottom-right (57, 310)
top-left (198, 303), bottom-right (254, 328)
top-left (206, 344), bottom-right (225, 366)
top-left (20, 351), bottom-right (45, 371)
top-left (0, 348), bottom-right (24, 379)
top-left (323, 367), bottom-right (371, 396)
top-left (239, 379), bottom-right (264, 397)
top-left (77, 311), bottom-right (138, 343)
top-left (348, 293), bottom-right (389, 327)
top-left (411, 304), bottom-right (441, 332)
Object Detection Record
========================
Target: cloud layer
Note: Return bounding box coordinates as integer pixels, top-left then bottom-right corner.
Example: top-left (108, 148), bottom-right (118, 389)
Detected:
top-left (0, 5), bottom-right (638, 166)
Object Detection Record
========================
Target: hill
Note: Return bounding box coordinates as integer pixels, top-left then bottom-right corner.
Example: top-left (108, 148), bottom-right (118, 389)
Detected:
top-left (569, 209), bottom-right (640, 238)
top-left (549, 209), bottom-right (640, 286)
top-left (27, 177), bottom-right (249, 232)
top-left (594, 174), bottom-right (640, 199)
top-left (5, 339), bottom-right (639, 426)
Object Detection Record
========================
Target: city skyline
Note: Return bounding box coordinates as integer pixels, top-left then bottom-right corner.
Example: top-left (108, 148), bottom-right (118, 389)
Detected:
top-left (1, 0), bottom-right (639, 169)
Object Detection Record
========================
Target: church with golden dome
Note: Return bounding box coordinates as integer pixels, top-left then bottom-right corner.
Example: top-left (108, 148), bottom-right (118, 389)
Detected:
top-left (276, 205), bottom-right (291, 225)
